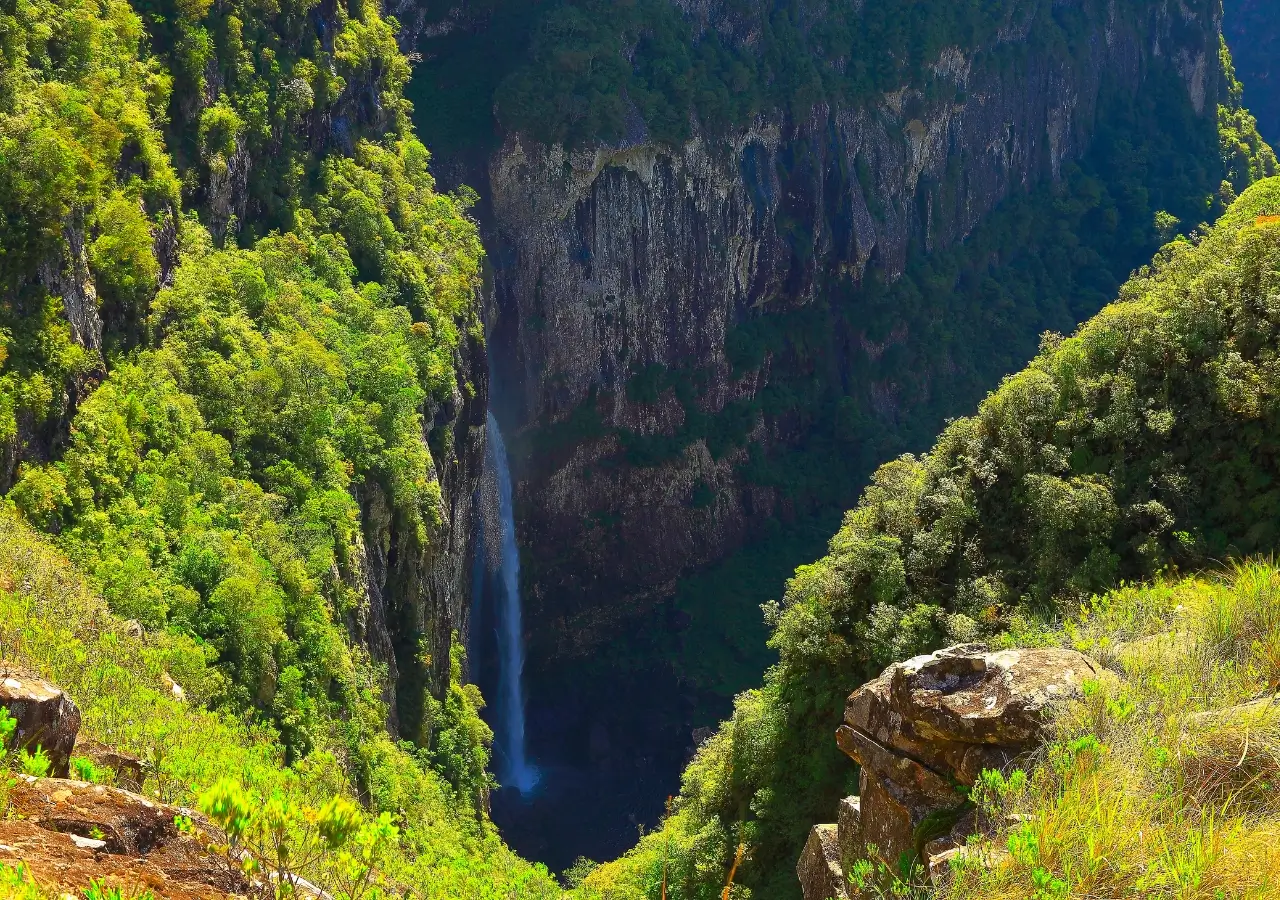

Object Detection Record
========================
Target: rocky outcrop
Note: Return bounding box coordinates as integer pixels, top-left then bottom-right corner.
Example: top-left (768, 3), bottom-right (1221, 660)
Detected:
top-left (346, 331), bottom-right (489, 738)
top-left (0, 668), bottom-right (82, 779)
top-left (0, 774), bottom-right (249, 898)
top-left (440, 0), bottom-right (1227, 662)
top-left (37, 212), bottom-right (103, 355)
top-left (74, 739), bottom-right (149, 792)
top-left (797, 644), bottom-right (1104, 899)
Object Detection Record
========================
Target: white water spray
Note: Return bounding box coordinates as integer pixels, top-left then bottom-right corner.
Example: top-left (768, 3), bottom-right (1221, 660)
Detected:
top-left (482, 411), bottom-right (539, 795)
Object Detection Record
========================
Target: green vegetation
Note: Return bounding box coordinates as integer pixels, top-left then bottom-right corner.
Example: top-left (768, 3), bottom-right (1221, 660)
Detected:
top-left (0, 506), bottom-right (559, 897)
top-left (581, 174), bottom-right (1280, 898)
top-left (1, 0), bottom-right (492, 812)
top-left (10, 220), bottom-right (470, 763)
top-left (0, 0), bottom-right (180, 440)
top-left (732, 45), bottom-right (1275, 511)
top-left (413, 0), bottom-right (1215, 150)
top-left (934, 564), bottom-right (1280, 898)
top-left (0, 0), bottom-right (549, 887)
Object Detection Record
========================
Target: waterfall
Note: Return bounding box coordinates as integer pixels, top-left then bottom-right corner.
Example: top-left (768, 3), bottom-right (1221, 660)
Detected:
top-left (480, 411), bottom-right (539, 795)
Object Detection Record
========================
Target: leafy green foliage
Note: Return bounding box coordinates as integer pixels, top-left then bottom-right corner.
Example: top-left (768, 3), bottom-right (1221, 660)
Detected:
top-left (70, 757), bottom-right (103, 784)
top-left (419, 0), bottom-right (1199, 150)
top-left (584, 174), bottom-right (1280, 899)
top-left (0, 0), bottom-right (526, 884)
top-left (1218, 37), bottom-right (1279, 201)
top-left (198, 776), bottom-right (401, 898)
top-left (0, 0), bottom-right (178, 443)
top-left (941, 564), bottom-right (1280, 897)
top-left (0, 507), bottom-right (560, 897)
top-left (15, 748), bottom-right (50, 779)
top-left (82, 882), bottom-right (156, 900)
top-left (9, 222), bottom-right (452, 761)
top-left (0, 863), bottom-right (53, 900)
top-left (2, 0), bottom-right (489, 821)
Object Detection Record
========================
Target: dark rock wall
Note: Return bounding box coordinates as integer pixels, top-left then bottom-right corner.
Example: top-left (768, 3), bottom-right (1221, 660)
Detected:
top-left (438, 0), bottom-right (1224, 664)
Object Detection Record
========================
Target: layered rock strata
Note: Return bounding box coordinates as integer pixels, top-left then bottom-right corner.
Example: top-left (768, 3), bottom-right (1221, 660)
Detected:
top-left (797, 644), bottom-right (1104, 899)
top-left (424, 1), bottom-right (1228, 660)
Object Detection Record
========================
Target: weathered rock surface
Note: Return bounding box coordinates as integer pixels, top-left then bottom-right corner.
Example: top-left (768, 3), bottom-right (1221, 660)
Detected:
top-left (0, 775), bottom-right (248, 898)
top-left (0, 668), bottom-right (82, 778)
top-left (798, 644), bottom-right (1103, 899)
top-left (1224, 0), bottom-right (1280, 146)
top-left (347, 330), bottom-right (489, 738)
top-left (797, 823), bottom-right (847, 900)
top-left (420, 1), bottom-right (1227, 663)
top-left (74, 739), bottom-right (149, 792)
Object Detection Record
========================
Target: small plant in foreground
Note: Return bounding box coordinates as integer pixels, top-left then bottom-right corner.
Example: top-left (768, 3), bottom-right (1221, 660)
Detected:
top-left (0, 862), bottom-right (42, 900)
top-left (72, 756), bottom-right (103, 783)
top-left (0, 709), bottom-right (15, 750)
top-left (847, 846), bottom-right (929, 900)
top-left (198, 778), bottom-right (399, 900)
top-left (83, 880), bottom-right (157, 900)
top-left (16, 747), bottom-right (50, 778)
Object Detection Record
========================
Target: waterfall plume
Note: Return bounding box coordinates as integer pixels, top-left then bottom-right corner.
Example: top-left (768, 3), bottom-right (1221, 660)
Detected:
top-left (478, 411), bottom-right (539, 795)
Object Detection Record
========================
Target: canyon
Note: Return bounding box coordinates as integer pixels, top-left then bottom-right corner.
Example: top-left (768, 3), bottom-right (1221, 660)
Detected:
top-left (401, 0), bottom-right (1245, 871)
top-left (3, 0), bottom-right (1278, 892)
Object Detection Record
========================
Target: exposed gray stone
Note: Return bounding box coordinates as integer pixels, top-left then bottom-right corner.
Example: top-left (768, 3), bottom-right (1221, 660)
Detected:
top-left (798, 823), bottom-right (848, 900)
top-left (801, 644), bottom-right (1102, 894)
top-left (0, 670), bottom-right (81, 779)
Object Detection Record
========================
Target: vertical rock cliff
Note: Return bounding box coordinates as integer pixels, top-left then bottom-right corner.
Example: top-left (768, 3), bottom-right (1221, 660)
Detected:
top-left (353, 332), bottom-right (489, 730)
top-left (412, 0), bottom-right (1227, 665)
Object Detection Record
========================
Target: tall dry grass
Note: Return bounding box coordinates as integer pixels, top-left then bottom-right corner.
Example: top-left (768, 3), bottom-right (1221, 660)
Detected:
top-left (942, 562), bottom-right (1280, 899)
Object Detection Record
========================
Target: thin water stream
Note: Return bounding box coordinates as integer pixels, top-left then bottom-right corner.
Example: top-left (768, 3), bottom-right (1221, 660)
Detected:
top-left (480, 412), bottom-right (539, 794)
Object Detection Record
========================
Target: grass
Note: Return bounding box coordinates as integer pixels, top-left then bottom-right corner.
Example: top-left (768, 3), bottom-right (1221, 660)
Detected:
top-left (938, 563), bottom-right (1280, 899)
top-left (0, 504), bottom-right (560, 898)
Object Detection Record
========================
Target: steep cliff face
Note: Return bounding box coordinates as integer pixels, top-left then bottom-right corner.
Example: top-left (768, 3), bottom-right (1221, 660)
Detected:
top-left (449, 0), bottom-right (1226, 661)
top-left (354, 332), bottom-right (489, 728)
top-left (1224, 0), bottom-right (1280, 144)
top-left (165, 0), bottom-right (492, 716)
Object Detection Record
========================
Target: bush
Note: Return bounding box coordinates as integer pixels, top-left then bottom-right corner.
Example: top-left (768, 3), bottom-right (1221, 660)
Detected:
top-left (586, 176), bottom-right (1280, 899)
top-left (0, 507), bottom-right (560, 897)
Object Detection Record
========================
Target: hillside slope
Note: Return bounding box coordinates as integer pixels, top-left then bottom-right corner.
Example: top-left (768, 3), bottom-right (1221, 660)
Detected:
top-left (400, 1), bottom-right (1279, 863)
top-left (411, 0), bottom-right (1265, 666)
top-left (0, 505), bottom-right (559, 896)
top-left (1, 0), bottom-right (490, 805)
top-left (582, 175), bottom-right (1280, 899)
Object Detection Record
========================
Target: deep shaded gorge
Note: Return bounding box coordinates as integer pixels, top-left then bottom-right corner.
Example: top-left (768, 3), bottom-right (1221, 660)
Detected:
top-left (408, 14), bottom-right (1275, 872)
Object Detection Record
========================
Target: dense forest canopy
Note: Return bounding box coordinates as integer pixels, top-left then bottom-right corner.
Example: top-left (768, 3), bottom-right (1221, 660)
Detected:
top-left (3, 0), bottom-right (1280, 894)
top-left (412, 0), bottom-right (1219, 150)
top-left (0, 0), bottom-right (530, 881)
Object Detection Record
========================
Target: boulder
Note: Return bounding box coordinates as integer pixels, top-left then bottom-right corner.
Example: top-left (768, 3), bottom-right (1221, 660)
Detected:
top-left (0, 668), bottom-right (81, 778)
top-left (797, 824), bottom-right (848, 900)
top-left (798, 644), bottom-right (1102, 900)
top-left (73, 739), bottom-right (149, 791)
top-left (0, 775), bottom-right (248, 898)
